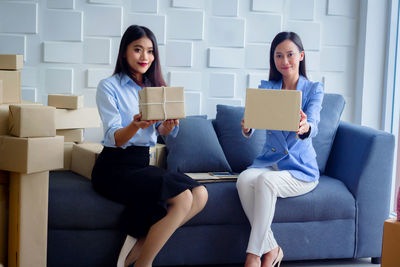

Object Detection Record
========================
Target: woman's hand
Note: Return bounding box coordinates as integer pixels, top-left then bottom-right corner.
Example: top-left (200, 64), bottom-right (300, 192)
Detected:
top-left (297, 110), bottom-right (310, 135)
top-left (241, 118), bottom-right (251, 134)
top-left (132, 114), bottom-right (158, 129)
top-left (158, 119), bottom-right (179, 136)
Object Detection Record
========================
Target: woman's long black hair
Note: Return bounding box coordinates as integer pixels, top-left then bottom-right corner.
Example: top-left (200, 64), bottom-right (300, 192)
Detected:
top-left (114, 25), bottom-right (166, 86)
top-left (269, 31), bottom-right (307, 81)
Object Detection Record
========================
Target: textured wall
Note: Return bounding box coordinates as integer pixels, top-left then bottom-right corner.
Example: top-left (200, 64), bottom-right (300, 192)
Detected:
top-left (0, 0), bottom-right (360, 127)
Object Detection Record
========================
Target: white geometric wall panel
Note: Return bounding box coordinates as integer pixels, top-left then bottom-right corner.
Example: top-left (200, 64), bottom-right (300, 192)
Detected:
top-left (0, 35), bottom-right (26, 60)
top-left (213, 0), bottom-right (239, 17)
top-left (87, 69), bottom-right (114, 88)
top-left (83, 89), bottom-right (97, 108)
top-left (167, 10), bottom-right (204, 40)
top-left (166, 41), bottom-right (193, 67)
top-left (246, 14), bottom-right (282, 43)
top-left (208, 48), bottom-right (244, 69)
top-left (289, 0), bottom-right (315, 21)
top-left (43, 10), bottom-right (82, 41)
top-left (323, 17), bottom-right (357, 46)
top-left (0, 3), bottom-right (38, 34)
top-left (21, 87), bottom-right (37, 102)
top-left (320, 47), bottom-right (346, 72)
top-left (252, 0), bottom-right (284, 12)
top-left (172, 0), bottom-right (204, 9)
top-left (47, 0), bottom-right (75, 9)
top-left (126, 14), bottom-right (166, 45)
top-left (131, 0), bottom-right (158, 13)
top-left (88, 0), bottom-right (122, 4)
top-left (209, 73), bottom-right (236, 98)
top-left (285, 21), bottom-right (321, 51)
top-left (45, 68), bottom-right (74, 94)
top-left (85, 6), bottom-right (122, 37)
top-left (43, 42), bottom-right (82, 63)
top-left (245, 44), bottom-right (269, 69)
top-left (209, 18), bottom-right (245, 47)
top-left (169, 71), bottom-right (202, 91)
top-left (328, 0), bottom-right (359, 17)
top-left (206, 98), bottom-right (242, 119)
top-left (21, 67), bottom-right (37, 87)
top-left (84, 38), bottom-right (111, 64)
top-left (248, 73), bottom-right (269, 89)
top-left (306, 51), bottom-right (320, 72)
top-left (185, 92), bottom-right (202, 116)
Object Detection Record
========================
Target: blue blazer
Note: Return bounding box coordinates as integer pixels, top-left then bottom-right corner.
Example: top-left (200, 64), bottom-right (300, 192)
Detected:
top-left (249, 75), bottom-right (324, 182)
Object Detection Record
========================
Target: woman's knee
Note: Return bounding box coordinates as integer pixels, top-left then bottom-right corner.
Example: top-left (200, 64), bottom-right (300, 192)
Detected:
top-left (193, 186), bottom-right (208, 211)
top-left (169, 189), bottom-right (193, 213)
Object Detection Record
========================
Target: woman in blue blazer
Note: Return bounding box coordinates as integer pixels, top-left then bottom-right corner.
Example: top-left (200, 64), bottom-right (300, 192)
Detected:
top-left (237, 32), bottom-right (324, 267)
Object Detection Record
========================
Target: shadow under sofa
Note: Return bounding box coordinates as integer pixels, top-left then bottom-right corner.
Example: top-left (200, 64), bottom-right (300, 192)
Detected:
top-left (47, 94), bottom-right (395, 266)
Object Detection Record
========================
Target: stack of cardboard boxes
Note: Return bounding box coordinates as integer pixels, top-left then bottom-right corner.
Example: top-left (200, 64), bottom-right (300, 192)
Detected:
top-left (0, 54), bottom-right (64, 267)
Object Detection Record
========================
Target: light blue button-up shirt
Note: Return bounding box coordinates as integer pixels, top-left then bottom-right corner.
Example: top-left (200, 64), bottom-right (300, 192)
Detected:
top-left (248, 75), bottom-right (324, 182)
top-left (96, 73), bottom-right (178, 148)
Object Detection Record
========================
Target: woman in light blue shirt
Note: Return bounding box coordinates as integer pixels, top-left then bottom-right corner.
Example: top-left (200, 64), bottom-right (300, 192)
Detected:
top-left (237, 32), bottom-right (324, 267)
top-left (91, 25), bottom-right (208, 267)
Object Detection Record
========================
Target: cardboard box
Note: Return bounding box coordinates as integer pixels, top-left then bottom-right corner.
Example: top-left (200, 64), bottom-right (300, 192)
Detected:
top-left (48, 94), bottom-right (84, 110)
top-left (8, 105), bottom-right (56, 137)
top-left (0, 80), bottom-right (3, 104)
top-left (55, 108), bottom-right (101, 130)
top-left (0, 71), bottom-right (21, 104)
top-left (56, 129), bottom-right (84, 142)
top-left (1, 103), bottom-right (43, 135)
top-left (71, 143), bottom-right (103, 179)
top-left (139, 87), bottom-right (185, 120)
top-left (0, 182), bottom-right (8, 266)
top-left (244, 88), bottom-right (302, 131)
top-left (0, 55), bottom-right (23, 70)
top-left (0, 135), bottom-right (63, 174)
top-left (8, 171), bottom-right (49, 267)
top-left (53, 142), bottom-right (74, 171)
top-left (382, 218), bottom-right (400, 266)
top-left (0, 171), bottom-right (8, 185)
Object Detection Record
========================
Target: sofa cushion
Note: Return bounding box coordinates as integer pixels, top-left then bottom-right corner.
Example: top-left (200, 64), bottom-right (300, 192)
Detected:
top-left (186, 175), bottom-right (355, 226)
top-left (48, 171), bottom-right (124, 229)
top-left (313, 94), bottom-right (345, 173)
top-left (213, 105), bottom-right (266, 173)
top-left (163, 116), bottom-right (231, 172)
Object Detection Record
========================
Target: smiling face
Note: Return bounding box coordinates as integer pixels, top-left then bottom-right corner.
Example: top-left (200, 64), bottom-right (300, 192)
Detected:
top-left (125, 36), bottom-right (154, 82)
top-left (273, 39), bottom-right (304, 80)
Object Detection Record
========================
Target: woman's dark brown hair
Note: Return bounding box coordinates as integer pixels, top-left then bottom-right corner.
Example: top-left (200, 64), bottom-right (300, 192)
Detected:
top-left (114, 25), bottom-right (166, 86)
top-left (269, 31), bottom-right (307, 81)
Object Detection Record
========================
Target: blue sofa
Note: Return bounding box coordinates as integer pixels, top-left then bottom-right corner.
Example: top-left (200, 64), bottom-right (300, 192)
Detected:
top-left (47, 94), bottom-right (395, 266)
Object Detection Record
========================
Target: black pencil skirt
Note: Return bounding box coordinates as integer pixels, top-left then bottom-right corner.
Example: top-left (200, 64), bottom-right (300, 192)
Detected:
top-left (91, 145), bottom-right (201, 238)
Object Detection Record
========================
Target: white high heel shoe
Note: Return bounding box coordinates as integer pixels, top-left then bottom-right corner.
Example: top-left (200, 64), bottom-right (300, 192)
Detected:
top-left (117, 235), bottom-right (137, 267)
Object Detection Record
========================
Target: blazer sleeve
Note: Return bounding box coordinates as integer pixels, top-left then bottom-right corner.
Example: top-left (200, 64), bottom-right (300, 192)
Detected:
top-left (302, 82), bottom-right (324, 139)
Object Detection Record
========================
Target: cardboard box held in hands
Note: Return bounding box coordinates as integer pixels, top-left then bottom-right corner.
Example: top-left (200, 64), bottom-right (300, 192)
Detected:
top-left (244, 88), bottom-right (302, 131)
top-left (139, 86), bottom-right (185, 121)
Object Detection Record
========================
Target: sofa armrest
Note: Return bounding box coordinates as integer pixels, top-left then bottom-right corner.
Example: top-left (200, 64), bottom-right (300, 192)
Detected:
top-left (325, 121), bottom-right (395, 258)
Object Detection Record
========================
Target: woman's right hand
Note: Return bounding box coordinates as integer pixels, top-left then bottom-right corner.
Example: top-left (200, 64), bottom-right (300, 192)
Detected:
top-left (132, 114), bottom-right (158, 129)
top-left (241, 118), bottom-right (250, 134)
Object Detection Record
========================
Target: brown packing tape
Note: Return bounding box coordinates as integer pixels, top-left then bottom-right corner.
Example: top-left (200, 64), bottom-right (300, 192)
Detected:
top-left (0, 55), bottom-right (23, 70)
top-left (0, 135), bottom-right (64, 174)
top-left (0, 71), bottom-right (21, 104)
top-left (244, 88), bottom-right (302, 131)
top-left (139, 87), bottom-right (185, 120)
top-left (8, 172), bottom-right (49, 267)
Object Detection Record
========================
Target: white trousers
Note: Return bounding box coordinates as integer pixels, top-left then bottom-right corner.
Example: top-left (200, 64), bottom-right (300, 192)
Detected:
top-left (236, 167), bottom-right (318, 256)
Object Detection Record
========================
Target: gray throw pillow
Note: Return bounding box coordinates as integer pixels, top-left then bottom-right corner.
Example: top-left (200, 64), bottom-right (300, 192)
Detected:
top-left (313, 94), bottom-right (345, 173)
top-left (213, 105), bottom-right (266, 173)
top-left (163, 116), bottom-right (232, 173)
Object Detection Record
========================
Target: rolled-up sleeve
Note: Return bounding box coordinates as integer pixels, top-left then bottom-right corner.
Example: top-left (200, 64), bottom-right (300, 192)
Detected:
top-left (96, 80), bottom-right (122, 146)
top-left (302, 82), bottom-right (324, 139)
top-left (155, 122), bottom-right (180, 137)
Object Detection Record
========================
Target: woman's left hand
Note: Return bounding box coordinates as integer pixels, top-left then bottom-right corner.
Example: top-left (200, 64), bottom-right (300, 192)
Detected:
top-left (297, 110), bottom-right (310, 135)
top-left (159, 119), bottom-right (179, 135)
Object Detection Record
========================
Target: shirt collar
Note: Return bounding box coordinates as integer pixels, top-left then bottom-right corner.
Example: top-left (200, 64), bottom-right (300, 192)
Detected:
top-left (119, 73), bottom-right (142, 90)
